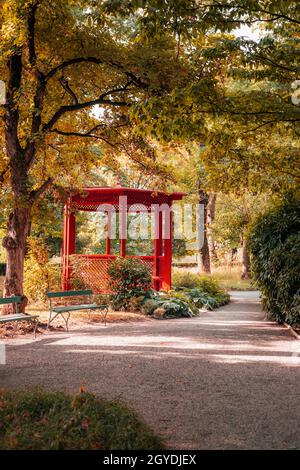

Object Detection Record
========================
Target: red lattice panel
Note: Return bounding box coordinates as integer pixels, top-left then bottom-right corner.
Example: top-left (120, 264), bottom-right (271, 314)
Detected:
top-left (70, 255), bottom-right (154, 293)
top-left (137, 257), bottom-right (154, 274)
top-left (73, 256), bottom-right (113, 293)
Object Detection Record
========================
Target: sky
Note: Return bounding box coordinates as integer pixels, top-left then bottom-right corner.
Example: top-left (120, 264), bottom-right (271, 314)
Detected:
top-left (234, 24), bottom-right (261, 42)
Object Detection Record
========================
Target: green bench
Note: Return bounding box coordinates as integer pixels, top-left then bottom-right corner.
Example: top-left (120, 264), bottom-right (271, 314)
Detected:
top-left (47, 289), bottom-right (109, 331)
top-left (0, 296), bottom-right (39, 338)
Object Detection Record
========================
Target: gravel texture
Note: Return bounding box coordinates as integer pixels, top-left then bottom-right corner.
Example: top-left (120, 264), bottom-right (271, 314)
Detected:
top-left (1, 291), bottom-right (300, 449)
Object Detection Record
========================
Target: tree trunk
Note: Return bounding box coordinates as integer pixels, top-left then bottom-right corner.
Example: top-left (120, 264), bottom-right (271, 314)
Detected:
top-left (241, 236), bottom-right (251, 279)
top-left (207, 193), bottom-right (218, 263)
top-left (2, 206), bottom-right (31, 313)
top-left (198, 188), bottom-right (211, 274)
top-left (230, 248), bottom-right (238, 266)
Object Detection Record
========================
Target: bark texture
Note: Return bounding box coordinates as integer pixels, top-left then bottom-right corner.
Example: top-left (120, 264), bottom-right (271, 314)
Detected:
top-left (207, 193), bottom-right (218, 263)
top-left (198, 187), bottom-right (211, 274)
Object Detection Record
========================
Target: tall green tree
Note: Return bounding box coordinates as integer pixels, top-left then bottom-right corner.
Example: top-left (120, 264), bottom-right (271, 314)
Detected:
top-left (0, 0), bottom-right (191, 309)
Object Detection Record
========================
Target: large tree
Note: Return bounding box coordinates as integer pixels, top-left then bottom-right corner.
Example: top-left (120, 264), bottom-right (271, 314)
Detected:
top-left (0, 0), bottom-right (194, 310)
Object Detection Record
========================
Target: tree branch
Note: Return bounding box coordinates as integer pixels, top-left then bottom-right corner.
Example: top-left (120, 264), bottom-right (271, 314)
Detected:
top-left (44, 57), bottom-right (149, 90)
top-left (253, 54), bottom-right (298, 73)
top-left (4, 50), bottom-right (23, 158)
top-left (25, 1), bottom-right (46, 167)
top-left (27, 2), bottom-right (39, 68)
top-left (211, 2), bottom-right (300, 25)
top-left (49, 127), bottom-right (118, 147)
top-left (43, 95), bottom-right (131, 131)
top-left (30, 177), bottom-right (53, 201)
top-left (59, 77), bottom-right (79, 104)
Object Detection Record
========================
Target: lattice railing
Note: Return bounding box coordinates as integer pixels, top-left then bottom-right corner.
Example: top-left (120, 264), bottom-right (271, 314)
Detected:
top-left (69, 255), bottom-right (154, 293)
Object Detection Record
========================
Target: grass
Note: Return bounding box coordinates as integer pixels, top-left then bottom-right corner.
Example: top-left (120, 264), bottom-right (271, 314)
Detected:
top-left (211, 266), bottom-right (257, 291)
top-left (0, 389), bottom-right (163, 450)
top-left (173, 265), bottom-right (256, 291)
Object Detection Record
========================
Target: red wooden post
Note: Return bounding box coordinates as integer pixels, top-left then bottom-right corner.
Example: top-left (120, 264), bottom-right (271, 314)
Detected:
top-left (106, 209), bottom-right (111, 255)
top-left (119, 196), bottom-right (127, 257)
top-left (153, 209), bottom-right (163, 290)
top-left (62, 201), bottom-right (76, 290)
top-left (161, 207), bottom-right (172, 291)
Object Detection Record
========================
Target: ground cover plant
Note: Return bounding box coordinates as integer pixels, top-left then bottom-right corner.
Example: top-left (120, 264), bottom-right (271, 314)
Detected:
top-left (0, 389), bottom-right (163, 450)
top-left (172, 272), bottom-right (230, 310)
top-left (108, 259), bottom-right (229, 318)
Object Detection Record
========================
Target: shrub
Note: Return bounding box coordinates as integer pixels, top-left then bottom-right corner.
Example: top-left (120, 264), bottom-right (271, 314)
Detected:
top-left (154, 298), bottom-right (195, 318)
top-left (172, 272), bottom-right (230, 309)
top-left (24, 238), bottom-right (61, 303)
top-left (0, 389), bottom-right (163, 450)
top-left (108, 257), bottom-right (152, 310)
top-left (249, 194), bottom-right (300, 325)
top-left (172, 271), bottom-right (201, 289)
top-left (138, 290), bottom-right (198, 318)
top-left (172, 271), bottom-right (226, 294)
top-left (107, 263), bottom-right (229, 317)
top-left (167, 291), bottom-right (199, 315)
top-left (188, 288), bottom-right (229, 310)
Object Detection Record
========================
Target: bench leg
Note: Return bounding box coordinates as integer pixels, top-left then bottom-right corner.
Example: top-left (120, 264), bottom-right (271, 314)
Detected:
top-left (102, 307), bottom-right (108, 326)
top-left (32, 318), bottom-right (39, 338)
top-left (61, 312), bottom-right (70, 331)
top-left (47, 311), bottom-right (52, 330)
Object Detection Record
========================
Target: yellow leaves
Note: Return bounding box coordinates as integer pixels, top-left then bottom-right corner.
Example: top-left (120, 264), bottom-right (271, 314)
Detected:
top-left (0, 0), bottom-right (28, 54)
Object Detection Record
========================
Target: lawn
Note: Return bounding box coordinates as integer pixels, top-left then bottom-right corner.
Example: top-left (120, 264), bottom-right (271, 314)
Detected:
top-left (211, 266), bottom-right (257, 291)
top-left (173, 265), bottom-right (256, 291)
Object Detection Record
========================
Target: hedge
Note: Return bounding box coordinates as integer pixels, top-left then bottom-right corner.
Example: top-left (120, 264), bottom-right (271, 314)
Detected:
top-left (248, 194), bottom-right (300, 326)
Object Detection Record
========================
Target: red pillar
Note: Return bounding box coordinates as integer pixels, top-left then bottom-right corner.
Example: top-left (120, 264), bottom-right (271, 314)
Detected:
top-left (106, 209), bottom-right (111, 255)
top-left (153, 209), bottom-right (163, 290)
top-left (119, 196), bottom-right (127, 257)
top-left (62, 202), bottom-right (76, 290)
top-left (161, 207), bottom-right (172, 291)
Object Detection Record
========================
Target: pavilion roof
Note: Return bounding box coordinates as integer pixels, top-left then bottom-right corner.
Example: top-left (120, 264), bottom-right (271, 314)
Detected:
top-left (69, 187), bottom-right (185, 211)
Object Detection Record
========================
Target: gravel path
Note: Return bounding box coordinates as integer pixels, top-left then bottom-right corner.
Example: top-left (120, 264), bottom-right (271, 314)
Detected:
top-left (1, 291), bottom-right (300, 449)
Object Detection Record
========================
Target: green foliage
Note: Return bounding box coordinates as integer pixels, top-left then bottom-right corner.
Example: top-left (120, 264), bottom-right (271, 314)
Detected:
top-left (172, 271), bottom-right (220, 294)
top-left (167, 291), bottom-right (199, 315)
top-left (108, 257), bottom-right (152, 310)
top-left (152, 298), bottom-right (194, 318)
top-left (172, 271), bottom-right (202, 289)
top-left (185, 288), bottom-right (229, 310)
top-left (139, 290), bottom-right (197, 318)
top-left (24, 238), bottom-right (61, 303)
top-left (172, 271), bottom-right (230, 309)
top-left (249, 194), bottom-right (300, 325)
top-left (0, 389), bottom-right (163, 450)
top-left (118, 273), bottom-right (229, 318)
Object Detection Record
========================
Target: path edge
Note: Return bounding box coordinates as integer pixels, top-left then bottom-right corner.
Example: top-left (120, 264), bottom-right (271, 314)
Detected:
top-left (283, 322), bottom-right (300, 340)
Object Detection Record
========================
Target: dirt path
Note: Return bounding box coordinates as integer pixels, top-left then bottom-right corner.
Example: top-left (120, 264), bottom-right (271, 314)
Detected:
top-left (1, 291), bottom-right (300, 449)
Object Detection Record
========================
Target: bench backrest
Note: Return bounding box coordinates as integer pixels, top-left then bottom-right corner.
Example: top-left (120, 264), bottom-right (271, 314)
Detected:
top-left (0, 296), bottom-right (22, 305)
top-left (47, 290), bottom-right (93, 298)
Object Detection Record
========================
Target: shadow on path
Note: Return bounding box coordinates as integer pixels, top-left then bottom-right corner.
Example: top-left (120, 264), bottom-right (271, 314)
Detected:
top-left (1, 291), bottom-right (300, 449)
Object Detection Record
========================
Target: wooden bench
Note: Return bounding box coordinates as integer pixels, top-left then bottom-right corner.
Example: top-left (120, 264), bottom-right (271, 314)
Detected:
top-left (0, 296), bottom-right (39, 338)
top-left (47, 289), bottom-right (109, 331)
